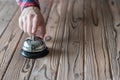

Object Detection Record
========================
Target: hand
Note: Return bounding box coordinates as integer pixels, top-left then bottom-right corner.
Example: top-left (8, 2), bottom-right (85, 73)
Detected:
top-left (19, 7), bottom-right (46, 38)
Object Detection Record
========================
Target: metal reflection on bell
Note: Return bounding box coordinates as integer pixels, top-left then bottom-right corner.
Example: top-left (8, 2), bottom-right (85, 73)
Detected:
top-left (21, 36), bottom-right (49, 59)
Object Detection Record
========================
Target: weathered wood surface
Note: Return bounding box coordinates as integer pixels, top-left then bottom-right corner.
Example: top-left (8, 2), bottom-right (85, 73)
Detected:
top-left (0, 0), bottom-right (120, 80)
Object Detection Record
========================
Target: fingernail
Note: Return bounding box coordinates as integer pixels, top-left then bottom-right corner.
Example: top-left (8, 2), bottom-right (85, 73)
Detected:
top-left (40, 36), bottom-right (43, 39)
top-left (40, 34), bottom-right (44, 39)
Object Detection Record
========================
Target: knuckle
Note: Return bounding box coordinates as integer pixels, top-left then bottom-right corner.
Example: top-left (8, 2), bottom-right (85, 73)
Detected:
top-left (27, 14), bottom-right (32, 17)
top-left (33, 27), bottom-right (37, 30)
top-left (27, 30), bottom-right (30, 34)
top-left (34, 14), bottom-right (38, 17)
top-left (34, 14), bottom-right (38, 19)
top-left (19, 17), bottom-right (22, 22)
top-left (22, 16), bottom-right (27, 20)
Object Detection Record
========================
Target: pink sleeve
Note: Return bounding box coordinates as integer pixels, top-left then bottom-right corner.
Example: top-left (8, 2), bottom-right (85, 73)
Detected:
top-left (16, 0), bottom-right (40, 10)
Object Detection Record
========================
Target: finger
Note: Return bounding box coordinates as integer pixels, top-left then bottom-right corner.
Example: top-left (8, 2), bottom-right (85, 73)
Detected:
top-left (32, 16), bottom-right (38, 34)
top-left (39, 24), bottom-right (46, 38)
top-left (27, 15), bottom-right (32, 36)
top-left (22, 16), bottom-right (27, 33)
top-left (19, 17), bottom-right (23, 30)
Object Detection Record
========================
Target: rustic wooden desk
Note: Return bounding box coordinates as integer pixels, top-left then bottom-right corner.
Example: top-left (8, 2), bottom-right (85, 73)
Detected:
top-left (0, 0), bottom-right (120, 80)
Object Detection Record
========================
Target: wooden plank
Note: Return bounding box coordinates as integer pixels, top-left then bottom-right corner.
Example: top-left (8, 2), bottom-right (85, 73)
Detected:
top-left (99, 0), bottom-right (120, 79)
top-left (39, 0), bottom-right (53, 21)
top-left (84, 0), bottom-right (115, 79)
top-left (84, 0), bottom-right (120, 79)
top-left (91, 0), bottom-right (113, 79)
top-left (0, 9), bottom-right (23, 80)
top-left (3, 0), bottom-right (54, 80)
top-left (29, 0), bottom-right (68, 80)
top-left (0, 2), bottom-right (18, 37)
top-left (108, 0), bottom-right (120, 79)
top-left (56, 0), bottom-right (84, 80)
top-left (115, 0), bottom-right (120, 14)
top-left (84, 0), bottom-right (99, 79)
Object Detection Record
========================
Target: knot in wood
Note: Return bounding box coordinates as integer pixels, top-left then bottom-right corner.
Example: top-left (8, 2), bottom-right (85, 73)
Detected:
top-left (45, 36), bottom-right (52, 41)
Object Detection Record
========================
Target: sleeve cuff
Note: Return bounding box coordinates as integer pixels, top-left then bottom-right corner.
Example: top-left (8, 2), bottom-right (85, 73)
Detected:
top-left (16, 0), bottom-right (40, 11)
top-left (22, 4), bottom-right (40, 10)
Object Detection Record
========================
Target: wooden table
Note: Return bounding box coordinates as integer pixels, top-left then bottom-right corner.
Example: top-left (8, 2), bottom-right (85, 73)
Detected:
top-left (0, 0), bottom-right (120, 80)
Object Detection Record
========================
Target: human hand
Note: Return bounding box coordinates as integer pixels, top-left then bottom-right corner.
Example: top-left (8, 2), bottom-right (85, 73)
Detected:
top-left (19, 7), bottom-right (46, 38)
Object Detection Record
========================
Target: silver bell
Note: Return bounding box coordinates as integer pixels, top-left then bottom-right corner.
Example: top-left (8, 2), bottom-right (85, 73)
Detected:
top-left (21, 36), bottom-right (49, 58)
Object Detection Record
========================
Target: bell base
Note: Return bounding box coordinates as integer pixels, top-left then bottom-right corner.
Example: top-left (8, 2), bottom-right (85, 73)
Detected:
top-left (21, 48), bottom-right (49, 59)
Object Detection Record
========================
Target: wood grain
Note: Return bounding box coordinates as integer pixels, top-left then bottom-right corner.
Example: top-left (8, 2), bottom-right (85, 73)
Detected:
top-left (56, 0), bottom-right (84, 80)
top-left (0, 9), bottom-right (23, 80)
top-left (3, 33), bottom-right (35, 80)
top-left (84, 0), bottom-right (120, 80)
top-left (84, 0), bottom-right (99, 79)
top-left (99, 0), bottom-right (119, 79)
top-left (1, 0), bottom-right (120, 80)
top-left (0, 1), bottom-right (18, 37)
top-left (109, 0), bottom-right (120, 79)
top-left (39, 0), bottom-right (54, 21)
